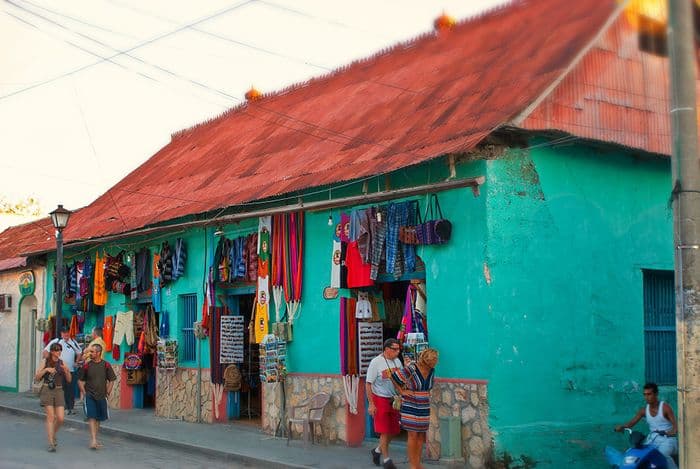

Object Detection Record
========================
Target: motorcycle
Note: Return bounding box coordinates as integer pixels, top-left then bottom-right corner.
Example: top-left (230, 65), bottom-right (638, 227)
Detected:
top-left (604, 428), bottom-right (678, 468)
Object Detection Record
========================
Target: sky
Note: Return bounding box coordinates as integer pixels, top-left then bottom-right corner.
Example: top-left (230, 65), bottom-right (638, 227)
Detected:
top-left (0, 0), bottom-right (508, 230)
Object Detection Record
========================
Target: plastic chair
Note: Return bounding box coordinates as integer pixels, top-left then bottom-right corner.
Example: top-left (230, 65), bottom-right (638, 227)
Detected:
top-left (286, 392), bottom-right (331, 446)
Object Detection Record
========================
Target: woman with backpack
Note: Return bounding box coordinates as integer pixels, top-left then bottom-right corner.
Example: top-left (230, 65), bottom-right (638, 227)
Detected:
top-left (34, 341), bottom-right (72, 452)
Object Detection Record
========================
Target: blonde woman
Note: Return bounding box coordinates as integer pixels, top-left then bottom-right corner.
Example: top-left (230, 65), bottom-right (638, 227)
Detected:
top-left (392, 348), bottom-right (439, 469)
top-left (35, 342), bottom-right (72, 452)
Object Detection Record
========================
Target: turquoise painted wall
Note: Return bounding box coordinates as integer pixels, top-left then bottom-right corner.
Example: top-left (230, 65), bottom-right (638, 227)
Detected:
top-left (45, 227), bottom-right (210, 367)
top-left (40, 139), bottom-right (675, 466)
top-left (484, 140), bottom-right (674, 467)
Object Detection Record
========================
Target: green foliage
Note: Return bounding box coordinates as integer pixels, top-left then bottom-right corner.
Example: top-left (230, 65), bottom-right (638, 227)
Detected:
top-left (0, 195), bottom-right (42, 217)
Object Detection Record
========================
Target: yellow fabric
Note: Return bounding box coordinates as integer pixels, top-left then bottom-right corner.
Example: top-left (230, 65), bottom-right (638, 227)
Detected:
top-left (254, 303), bottom-right (268, 344)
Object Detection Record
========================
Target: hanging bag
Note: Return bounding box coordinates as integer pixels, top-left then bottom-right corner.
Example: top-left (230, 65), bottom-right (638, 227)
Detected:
top-left (416, 194), bottom-right (452, 245)
top-left (398, 200), bottom-right (423, 245)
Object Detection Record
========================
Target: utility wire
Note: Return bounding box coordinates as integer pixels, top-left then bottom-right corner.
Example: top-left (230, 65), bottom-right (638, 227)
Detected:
top-left (72, 82), bottom-right (129, 230)
top-left (2, 0), bottom-right (583, 220)
top-left (0, 0), bottom-right (257, 101)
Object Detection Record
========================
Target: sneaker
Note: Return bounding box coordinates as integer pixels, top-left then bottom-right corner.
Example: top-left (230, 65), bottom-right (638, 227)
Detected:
top-left (47, 445), bottom-right (56, 452)
top-left (370, 448), bottom-right (381, 466)
top-left (382, 459), bottom-right (396, 469)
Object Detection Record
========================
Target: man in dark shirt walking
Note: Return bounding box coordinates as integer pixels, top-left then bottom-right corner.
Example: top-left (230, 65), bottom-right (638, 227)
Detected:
top-left (78, 344), bottom-right (116, 449)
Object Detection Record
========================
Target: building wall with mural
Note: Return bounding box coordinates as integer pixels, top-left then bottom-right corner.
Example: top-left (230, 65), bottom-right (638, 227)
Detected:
top-left (0, 266), bottom-right (46, 392)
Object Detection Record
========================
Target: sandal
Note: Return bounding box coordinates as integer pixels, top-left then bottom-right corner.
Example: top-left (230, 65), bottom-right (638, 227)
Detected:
top-left (47, 445), bottom-right (56, 452)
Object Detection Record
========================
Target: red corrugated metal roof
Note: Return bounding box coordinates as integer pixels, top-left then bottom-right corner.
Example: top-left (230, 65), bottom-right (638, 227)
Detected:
top-left (36, 0), bottom-right (613, 250)
top-left (516, 7), bottom-right (673, 153)
top-left (0, 218), bottom-right (53, 271)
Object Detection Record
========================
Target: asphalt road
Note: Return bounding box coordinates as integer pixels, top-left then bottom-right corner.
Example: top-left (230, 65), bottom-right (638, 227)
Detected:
top-left (0, 412), bottom-right (250, 468)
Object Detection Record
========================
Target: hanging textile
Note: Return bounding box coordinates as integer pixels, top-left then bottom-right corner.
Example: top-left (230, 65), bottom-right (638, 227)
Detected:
top-left (159, 311), bottom-right (170, 338)
top-left (271, 214), bottom-right (285, 322)
top-left (283, 212), bottom-right (304, 323)
top-left (346, 297), bottom-right (358, 375)
top-left (93, 252), bottom-right (107, 306)
top-left (398, 284), bottom-right (427, 343)
top-left (253, 298), bottom-right (268, 344)
top-left (68, 314), bottom-right (78, 339)
top-left (330, 214), bottom-right (341, 288)
top-left (255, 216), bottom-right (271, 340)
top-left (172, 238), bottom-right (187, 281)
top-left (209, 306), bottom-right (226, 384)
top-left (129, 251), bottom-right (137, 300)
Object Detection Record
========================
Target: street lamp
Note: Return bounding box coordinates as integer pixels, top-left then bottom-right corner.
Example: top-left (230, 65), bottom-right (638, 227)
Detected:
top-left (50, 204), bottom-right (71, 338)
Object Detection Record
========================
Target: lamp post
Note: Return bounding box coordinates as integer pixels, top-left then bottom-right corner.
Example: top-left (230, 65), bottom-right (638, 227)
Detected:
top-left (50, 204), bottom-right (71, 339)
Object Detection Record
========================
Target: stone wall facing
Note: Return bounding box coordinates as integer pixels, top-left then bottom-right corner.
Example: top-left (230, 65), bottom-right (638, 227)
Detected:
top-left (428, 380), bottom-right (491, 468)
top-left (262, 374), bottom-right (347, 443)
top-left (155, 367), bottom-right (213, 423)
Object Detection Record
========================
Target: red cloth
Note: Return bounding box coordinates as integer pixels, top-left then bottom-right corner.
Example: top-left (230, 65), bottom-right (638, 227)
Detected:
top-left (69, 314), bottom-right (79, 339)
top-left (112, 344), bottom-right (120, 361)
top-left (345, 241), bottom-right (373, 288)
top-left (372, 395), bottom-right (400, 435)
top-left (103, 316), bottom-right (114, 351)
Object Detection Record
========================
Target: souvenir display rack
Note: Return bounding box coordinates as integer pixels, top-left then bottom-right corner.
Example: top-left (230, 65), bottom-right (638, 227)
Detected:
top-left (259, 335), bottom-right (287, 383)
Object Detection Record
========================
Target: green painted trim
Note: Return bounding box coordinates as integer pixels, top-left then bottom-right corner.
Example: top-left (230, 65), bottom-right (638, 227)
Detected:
top-left (13, 295), bottom-right (26, 393)
top-left (0, 385), bottom-right (17, 392)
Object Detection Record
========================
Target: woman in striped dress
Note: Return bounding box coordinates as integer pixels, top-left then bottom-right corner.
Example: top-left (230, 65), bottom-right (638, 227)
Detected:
top-left (392, 348), bottom-right (438, 469)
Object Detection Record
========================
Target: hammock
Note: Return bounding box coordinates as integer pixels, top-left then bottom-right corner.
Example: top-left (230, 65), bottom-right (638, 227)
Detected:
top-left (284, 212), bottom-right (304, 323)
top-left (271, 214), bottom-right (285, 322)
top-left (342, 374), bottom-right (360, 414)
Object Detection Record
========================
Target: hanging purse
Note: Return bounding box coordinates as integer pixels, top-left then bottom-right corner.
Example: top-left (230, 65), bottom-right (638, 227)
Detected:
top-left (416, 194), bottom-right (452, 245)
top-left (398, 200), bottom-right (423, 245)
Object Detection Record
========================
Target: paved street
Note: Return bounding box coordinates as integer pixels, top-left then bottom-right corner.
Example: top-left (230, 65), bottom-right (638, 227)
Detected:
top-left (0, 412), bottom-right (249, 469)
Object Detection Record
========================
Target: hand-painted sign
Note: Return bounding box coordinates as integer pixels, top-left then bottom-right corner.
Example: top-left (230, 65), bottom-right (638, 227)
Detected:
top-left (19, 270), bottom-right (35, 296)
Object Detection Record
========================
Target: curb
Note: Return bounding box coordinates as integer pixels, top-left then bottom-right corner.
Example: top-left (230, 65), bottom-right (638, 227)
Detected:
top-left (0, 405), bottom-right (309, 469)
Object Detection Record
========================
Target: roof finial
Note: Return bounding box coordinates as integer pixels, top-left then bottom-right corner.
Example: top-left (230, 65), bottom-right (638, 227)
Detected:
top-left (245, 85), bottom-right (262, 102)
top-left (434, 11), bottom-right (456, 33)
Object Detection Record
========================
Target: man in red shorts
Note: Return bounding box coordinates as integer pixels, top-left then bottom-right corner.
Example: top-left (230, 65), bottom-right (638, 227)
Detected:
top-left (366, 338), bottom-right (403, 469)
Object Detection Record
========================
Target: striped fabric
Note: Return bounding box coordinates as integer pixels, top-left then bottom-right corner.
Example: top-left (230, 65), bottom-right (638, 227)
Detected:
top-left (392, 363), bottom-right (434, 433)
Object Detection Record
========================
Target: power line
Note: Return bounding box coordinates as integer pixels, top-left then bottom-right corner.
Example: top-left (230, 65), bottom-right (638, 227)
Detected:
top-left (2, 0), bottom-right (585, 222)
top-left (0, 0), bottom-right (257, 101)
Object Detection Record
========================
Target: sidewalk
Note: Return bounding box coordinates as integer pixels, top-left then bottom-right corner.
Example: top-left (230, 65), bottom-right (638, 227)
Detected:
top-left (0, 391), bottom-right (412, 469)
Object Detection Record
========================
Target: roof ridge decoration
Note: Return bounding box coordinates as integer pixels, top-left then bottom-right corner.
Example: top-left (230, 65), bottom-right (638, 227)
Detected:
top-left (170, 0), bottom-right (519, 143)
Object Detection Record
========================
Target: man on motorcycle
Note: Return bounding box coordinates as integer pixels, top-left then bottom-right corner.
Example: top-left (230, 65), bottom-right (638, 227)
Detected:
top-left (615, 382), bottom-right (678, 469)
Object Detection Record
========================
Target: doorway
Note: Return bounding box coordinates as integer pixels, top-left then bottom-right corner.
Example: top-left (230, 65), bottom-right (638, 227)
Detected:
top-left (18, 296), bottom-right (38, 392)
top-left (225, 291), bottom-right (261, 425)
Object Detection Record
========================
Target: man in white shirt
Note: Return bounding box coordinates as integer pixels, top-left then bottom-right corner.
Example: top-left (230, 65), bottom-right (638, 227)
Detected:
top-left (44, 327), bottom-right (82, 415)
top-left (365, 338), bottom-right (403, 469)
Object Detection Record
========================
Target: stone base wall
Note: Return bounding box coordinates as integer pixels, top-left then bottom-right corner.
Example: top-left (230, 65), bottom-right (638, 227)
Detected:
top-left (155, 368), bottom-right (213, 423)
top-left (262, 375), bottom-right (347, 443)
top-left (428, 380), bottom-right (491, 468)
